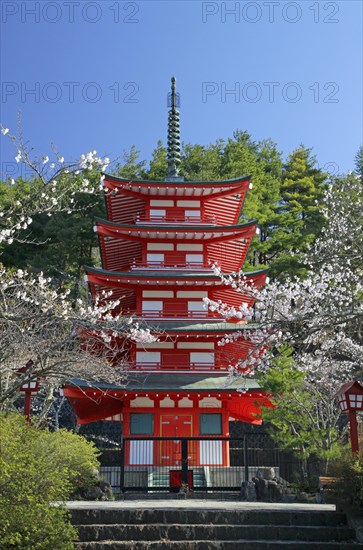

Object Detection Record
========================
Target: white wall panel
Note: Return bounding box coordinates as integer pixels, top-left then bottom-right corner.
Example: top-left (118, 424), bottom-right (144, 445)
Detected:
top-left (186, 254), bottom-right (203, 263)
top-left (177, 200), bottom-right (200, 207)
top-left (143, 291), bottom-right (174, 298)
top-left (190, 352), bottom-right (214, 365)
top-left (136, 351), bottom-right (160, 364)
top-left (147, 253), bottom-right (164, 263)
top-left (147, 243), bottom-right (174, 251)
top-left (177, 244), bottom-right (203, 251)
top-left (142, 300), bottom-right (162, 312)
top-left (150, 200), bottom-right (174, 207)
top-left (177, 342), bottom-right (214, 349)
top-left (129, 441), bottom-right (153, 465)
top-left (199, 397), bottom-right (221, 408)
top-left (136, 342), bottom-right (175, 349)
top-left (188, 301), bottom-right (206, 312)
top-left (200, 440), bottom-right (222, 465)
top-left (160, 397), bottom-right (175, 408)
top-left (177, 290), bottom-right (207, 298)
top-left (130, 397), bottom-right (154, 408)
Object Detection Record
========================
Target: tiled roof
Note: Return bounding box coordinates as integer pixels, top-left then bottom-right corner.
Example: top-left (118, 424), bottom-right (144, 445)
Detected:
top-left (69, 373), bottom-right (261, 392)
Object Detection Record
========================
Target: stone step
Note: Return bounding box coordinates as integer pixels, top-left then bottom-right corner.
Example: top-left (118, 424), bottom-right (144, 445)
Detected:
top-left (75, 541), bottom-right (363, 550)
top-left (75, 523), bottom-right (356, 543)
top-left (70, 508), bottom-right (348, 527)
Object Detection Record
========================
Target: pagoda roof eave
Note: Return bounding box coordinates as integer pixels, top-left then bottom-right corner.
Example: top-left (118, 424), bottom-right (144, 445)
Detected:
top-left (95, 217), bottom-right (257, 232)
top-left (85, 265), bottom-right (269, 282)
top-left (102, 173), bottom-right (252, 186)
top-left (95, 217), bottom-right (258, 242)
top-left (78, 315), bottom-right (259, 333)
top-left (124, 320), bottom-right (260, 333)
top-left (65, 373), bottom-right (261, 392)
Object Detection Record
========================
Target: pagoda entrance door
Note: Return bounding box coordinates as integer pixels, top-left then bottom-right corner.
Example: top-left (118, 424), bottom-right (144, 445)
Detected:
top-left (160, 415), bottom-right (193, 466)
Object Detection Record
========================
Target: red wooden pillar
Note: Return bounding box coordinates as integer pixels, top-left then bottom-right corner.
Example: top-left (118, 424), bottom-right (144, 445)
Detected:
top-left (122, 398), bottom-right (131, 466)
top-left (23, 390), bottom-right (32, 423)
top-left (337, 382), bottom-right (363, 455)
top-left (152, 395), bottom-right (161, 465)
top-left (221, 400), bottom-right (230, 466)
top-left (349, 410), bottom-right (359, 454)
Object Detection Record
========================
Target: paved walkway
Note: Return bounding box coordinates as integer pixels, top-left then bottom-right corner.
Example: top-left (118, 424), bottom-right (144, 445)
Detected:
top-left (66, 499), bottom-right (335, 512)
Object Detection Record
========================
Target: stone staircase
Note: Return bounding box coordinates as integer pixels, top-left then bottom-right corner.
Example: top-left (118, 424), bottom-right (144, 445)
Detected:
top-left (71, 507), bottom-right (363, 549)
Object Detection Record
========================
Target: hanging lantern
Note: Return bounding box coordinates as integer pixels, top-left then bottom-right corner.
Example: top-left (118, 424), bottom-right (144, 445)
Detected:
top-left (337, 381), bottom-right (363, 453)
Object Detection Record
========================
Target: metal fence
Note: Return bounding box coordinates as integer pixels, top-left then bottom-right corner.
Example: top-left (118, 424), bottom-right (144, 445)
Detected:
top-left (98, 434), bottom-right (293, 494)
top-left (79, 426), bottom-right (318, 494)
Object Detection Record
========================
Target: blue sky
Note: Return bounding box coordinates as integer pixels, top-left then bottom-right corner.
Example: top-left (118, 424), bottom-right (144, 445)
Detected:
top-left (1, 0), bottom-right (362, 180)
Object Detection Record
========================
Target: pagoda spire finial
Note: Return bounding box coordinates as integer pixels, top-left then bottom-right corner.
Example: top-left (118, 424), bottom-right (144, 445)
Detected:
top-left (166, 76), bottom-right (184, 181)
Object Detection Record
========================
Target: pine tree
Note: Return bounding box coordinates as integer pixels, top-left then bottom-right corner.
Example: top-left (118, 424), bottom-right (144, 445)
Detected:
top-left (148, 141), bottom-right (168, 180)
top-left (181, 140), bottom-right (224, 181)
top-left (2, 135), bottom-right (331, 285)
top-left (0, 172), bottom-right (105, 297)
top-left (113, 145), bottom-right (146, 179)
top-left (143, 133), bottom-right (282, 273)
top-left (268, 146), bottom-right (328, 278)
top-left (245, 138), bottom-right (282, 269)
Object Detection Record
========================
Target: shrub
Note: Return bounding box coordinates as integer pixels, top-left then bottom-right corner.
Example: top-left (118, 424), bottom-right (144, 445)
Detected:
top-left (0, 412), bottom-right (100, 549)
top-left (329, 448), bottom-right (363, 507)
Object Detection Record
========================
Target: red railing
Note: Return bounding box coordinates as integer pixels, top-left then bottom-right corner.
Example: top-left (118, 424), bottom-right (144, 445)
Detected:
top-left (132, 362), bottom-right (218, 371)
top-left (130, 260), bottom-right (210, 270)
top-left (134, 214), bottom-right (217, 225)
top-left (132, 310), bottom-right (219, 320)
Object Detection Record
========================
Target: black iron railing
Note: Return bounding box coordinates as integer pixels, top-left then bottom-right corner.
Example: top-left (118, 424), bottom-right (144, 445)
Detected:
top-left (79, 426), bottom-right (322, 494)
top-left (114, 435), bottom-right (282, 493)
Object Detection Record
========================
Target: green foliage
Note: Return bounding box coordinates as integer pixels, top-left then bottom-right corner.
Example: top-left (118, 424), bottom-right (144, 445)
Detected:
top-left (37, 427), bottom-right (101, 490)
top-left (267, 146), bottom-right (328, 278)
top-left (113, 136), bottom-right (332, 279)
top-left (0, 413), bottom-right (100, 549)
top-left (0, 132), bottom-right (333, 283)
top-left (148, 141), bottom-right (168, 180)
top-left (181, 140), bottom-right (224, 181)
top-left (258, 346), bottom-right (344, 464)
top-left (113, 145), bottom-right (147, 179)
top-left (329, 448), bottom-right (363, 506)
top-left (0, 171), bottom-right (105, 295)
top-left (143, 130), bottom-right (283, 273)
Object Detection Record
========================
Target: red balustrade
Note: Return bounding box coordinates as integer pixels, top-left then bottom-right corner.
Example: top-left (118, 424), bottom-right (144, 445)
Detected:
top-left (132, 309), bottom-right (219, 320)
top-left (130, 260), bottom-right (210, 270)
top-left (132, 362), bottom-right (220, 371)
top-left (134, 213), bottom-right (217, 224)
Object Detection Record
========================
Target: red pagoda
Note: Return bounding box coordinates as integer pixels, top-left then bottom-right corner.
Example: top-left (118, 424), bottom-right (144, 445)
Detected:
top-left (64, 78), bottom-right (271, 470)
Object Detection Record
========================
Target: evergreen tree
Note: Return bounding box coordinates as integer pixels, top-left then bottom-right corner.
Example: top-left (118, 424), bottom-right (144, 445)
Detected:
top-left (2, 133), bottom-right (332, 283)
top-left (242, 138), bottom-right (282, 269)
top-left (0, 172), bottom-right (105, 297)
top-left (113, 145), bottom-right (146, 179)
top-left (148, 141), bottom-right (168, 180)
top-left (181, 140), bottom-right (224, 181)
top-left (259, 346), bottom-right (345, 472)
top-left (267, 146), bottom-right (328, 278)
top-left (137, 132), bottom-right (282, 272)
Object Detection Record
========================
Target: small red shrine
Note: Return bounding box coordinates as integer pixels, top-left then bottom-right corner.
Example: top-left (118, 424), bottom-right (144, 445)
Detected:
top-left (64, 78), bottom-right (271, 468)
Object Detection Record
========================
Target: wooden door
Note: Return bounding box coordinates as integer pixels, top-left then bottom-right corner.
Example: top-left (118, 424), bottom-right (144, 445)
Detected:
top-left (160, 415), bottom-right (193, 466)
